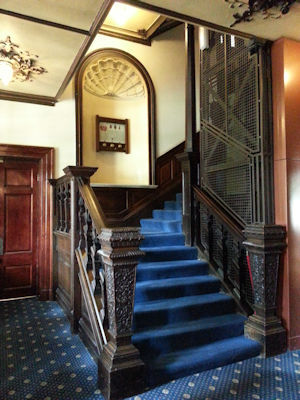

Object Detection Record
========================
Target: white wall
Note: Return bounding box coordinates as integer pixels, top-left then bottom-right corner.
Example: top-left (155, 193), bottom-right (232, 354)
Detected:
top-left (82, 92), bottom-right (149, 184)
top-left (0, 81), bottom-right (76, 178)
top-left (88, 25), bottom-right (185, 157)
top-left (0, 25), bottom-right (186, 180)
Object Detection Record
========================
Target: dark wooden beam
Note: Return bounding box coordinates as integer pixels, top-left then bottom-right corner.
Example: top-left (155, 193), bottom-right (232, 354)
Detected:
top-left (55, 0), bottom-right (114, 101)
top-left (0, 8), bottom-right (90, 35)
top-left (0, 90), bottom-right (56, 106)
top-left (185, 23), bottom-right (196, 152)
top-left (119, 0), bottom-right (266, 42)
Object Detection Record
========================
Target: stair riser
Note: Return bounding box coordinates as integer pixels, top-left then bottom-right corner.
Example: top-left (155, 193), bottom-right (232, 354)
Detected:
top-left (176, 193), bottom-right (182, 202)
top-left (134, 299), bottom-right (235, 331)
top-left (140, 220), bottom-right (182, 233)
top-left (135, 280), bottom-right (220, 303)
top-left (141, 234), bottom-right (185, 247)
top-left (164, 201), bottom-right (182, 210)
top-left (141, 248), bottom-right (198, 262)
top-left (152, 210), bottom-right (182, 221)
top-left (136, 264), bottom-right (209, 281)
top-left (133, 321), bottom-right (245, 359)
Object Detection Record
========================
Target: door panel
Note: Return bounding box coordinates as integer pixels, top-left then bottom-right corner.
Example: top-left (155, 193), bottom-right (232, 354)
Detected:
top-left (0, 160), bottom-right (38, 299)
top-left (5, 193), bottom-right (32, 252)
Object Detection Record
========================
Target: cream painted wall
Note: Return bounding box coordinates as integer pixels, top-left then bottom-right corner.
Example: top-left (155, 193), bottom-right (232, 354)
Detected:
top-left (0, 25), bottom-right (185, 181)
top-left (0, 82), bottom-right (76, 178)
top-left (82, 91), bottom-right (149, 184)
top-left (88, 25), bottom-right (185, 157)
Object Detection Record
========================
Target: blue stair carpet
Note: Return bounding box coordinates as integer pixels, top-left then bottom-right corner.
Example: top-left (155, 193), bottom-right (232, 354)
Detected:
top-left (0, 298), bottom-right (299, 400)
top-left (133, 193), bottom-right (261, 386)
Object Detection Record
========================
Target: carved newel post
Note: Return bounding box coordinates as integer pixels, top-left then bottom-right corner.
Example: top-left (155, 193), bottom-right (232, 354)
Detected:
top-left (98, 227), bottom-right (145, 400)
top-left (243, 224), bottom-right (287, 357)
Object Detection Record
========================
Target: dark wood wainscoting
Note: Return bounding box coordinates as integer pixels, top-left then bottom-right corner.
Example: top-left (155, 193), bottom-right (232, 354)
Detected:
top-left (93, 142), bottom-right (184, 226)
top-left (55, 232), bottom-right (72, 315)
top-left (156, 142), bottom-right (183, 186)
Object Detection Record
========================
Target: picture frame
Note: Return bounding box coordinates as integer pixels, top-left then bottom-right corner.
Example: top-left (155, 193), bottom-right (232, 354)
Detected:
top-left (96, 115), bottom-right (129, 153)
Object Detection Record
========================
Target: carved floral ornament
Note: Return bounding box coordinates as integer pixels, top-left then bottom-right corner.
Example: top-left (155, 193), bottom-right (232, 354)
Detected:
top-left (0, 36), bottom-right (47, 86)
top-left (225, 0), bottom-right (297, 27)
top-left (83, 56), bottom-right (145, 100)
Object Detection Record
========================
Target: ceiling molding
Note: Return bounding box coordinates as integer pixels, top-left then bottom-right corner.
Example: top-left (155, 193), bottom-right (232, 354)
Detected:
top-left (0, 0), bottom-right (115, 106)
top-left (99, 29), bottom-right (151, 46)
top-left (118, 0), bottom-right (266, 42)
top-left (0, 8), bottom-right (90, 35)
top-left (0, 90), bottom-right (56, 106)
top-left (148, 19), bottom-right (182, 40)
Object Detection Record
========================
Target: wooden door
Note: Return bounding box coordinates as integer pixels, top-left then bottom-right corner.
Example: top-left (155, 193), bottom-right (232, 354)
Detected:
top-left (0, 159), bottom-right (38, 299)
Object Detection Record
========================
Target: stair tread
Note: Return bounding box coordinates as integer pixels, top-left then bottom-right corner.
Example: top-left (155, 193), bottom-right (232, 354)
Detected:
top-left (147, 336), bottom-right (261, 373)
top-left (142, 232), bottom-right (184, 237)
top-left (133, 313), bottom-right (246, 340)
top-left (134, 292), bottom-right (233, 313)
top-left (136, 274), bottom-right (219, 289)
top-left (140, 245), bottom-right (197, 252)
top-left (138, 259), bottom-right (207, 269)
top-left (141, 218), bottom-right (182, 223)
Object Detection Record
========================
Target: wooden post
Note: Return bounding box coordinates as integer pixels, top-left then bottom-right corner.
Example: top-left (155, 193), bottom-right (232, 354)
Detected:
top-left (243, 224), bottom-right (287, 357)
top-left (63, 166), bottom-right (98, 333)
top-left (177, 23), bottom-right (199, 245)
top-left (98, 227), bottom-right (145, 400)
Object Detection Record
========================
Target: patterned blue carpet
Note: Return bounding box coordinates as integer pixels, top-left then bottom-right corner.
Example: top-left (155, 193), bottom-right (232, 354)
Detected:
top-left (0, 298), bottom-right (299, 400)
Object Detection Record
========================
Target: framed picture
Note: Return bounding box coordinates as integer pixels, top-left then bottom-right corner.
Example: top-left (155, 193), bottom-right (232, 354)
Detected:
top-left (96, 116), bottom-right (129, 153)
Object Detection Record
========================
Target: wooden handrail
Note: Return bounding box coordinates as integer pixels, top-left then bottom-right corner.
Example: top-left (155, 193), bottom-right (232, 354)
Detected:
top-left (76, 176), bottom-right (108, 232)
top-left (193, 185), bottom-right (245, 239)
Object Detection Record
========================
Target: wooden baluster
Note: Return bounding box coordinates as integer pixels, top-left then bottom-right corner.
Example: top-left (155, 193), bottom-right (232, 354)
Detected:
top-left (61, 184), bottom-right (66, 232)
top-left (208, 214), bottom-right (214, 262)
top-left (78, 195), bottom-right (86, 251)
top-left (57, 185), bottom-right (62, 231)
top-left (64, 182), bottom-right (71, 233)
top-left (222, 227), bottom-right (229, 285)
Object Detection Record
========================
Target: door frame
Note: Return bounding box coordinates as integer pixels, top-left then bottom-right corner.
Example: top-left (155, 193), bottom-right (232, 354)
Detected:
top-left (0, 144), bottom-right (54, 300)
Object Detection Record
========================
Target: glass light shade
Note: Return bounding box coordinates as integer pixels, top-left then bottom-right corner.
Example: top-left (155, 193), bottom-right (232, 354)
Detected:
top-left (0, 61), bottom-right (13, 85)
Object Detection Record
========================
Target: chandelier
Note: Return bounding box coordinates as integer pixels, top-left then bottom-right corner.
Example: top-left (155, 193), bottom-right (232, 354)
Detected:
top-left (0, 36), bottom-right (47, 86)
top-left (225, 0), bottom-right (297, 27)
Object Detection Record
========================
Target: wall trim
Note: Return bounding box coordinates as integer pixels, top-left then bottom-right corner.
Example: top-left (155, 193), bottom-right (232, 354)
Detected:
top-left (75, 47), bottom-right (156, 184)
top-left (0, 144), bottom-right (54, 300)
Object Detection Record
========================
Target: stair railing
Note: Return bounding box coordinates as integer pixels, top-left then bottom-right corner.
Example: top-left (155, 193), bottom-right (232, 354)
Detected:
top-left (193, 185), bottom-right (253, 314)
top-left (53, 166), bottom-right (145, 400)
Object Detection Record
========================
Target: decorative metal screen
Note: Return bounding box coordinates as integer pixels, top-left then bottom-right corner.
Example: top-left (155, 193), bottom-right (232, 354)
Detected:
top-left (200, 31), bottom-right (264, 225)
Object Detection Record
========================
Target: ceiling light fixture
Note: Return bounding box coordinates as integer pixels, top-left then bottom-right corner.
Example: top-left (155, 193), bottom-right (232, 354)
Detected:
top-left (0, 36), bottom-right (47, 86)
top-left (225, 0), bottom-right (297, 27)
top-left (0, 60), bottom-right (13, 86)
top-left (108, 1), bottom-right (137, 26)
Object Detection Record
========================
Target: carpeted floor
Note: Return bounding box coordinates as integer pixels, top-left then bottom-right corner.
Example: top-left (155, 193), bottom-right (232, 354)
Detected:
top-left (0, 298), bottom-right (299, 400)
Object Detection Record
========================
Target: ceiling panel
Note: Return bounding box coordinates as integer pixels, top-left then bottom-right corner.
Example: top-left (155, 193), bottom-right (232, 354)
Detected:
top-left (136, 0), bottom-right (300, 42)
top-left (0, 0), bottom-right (105, 31)
top-left (104, 2), bottom-right (161, 32)
top-left (0, 14), bottom-right (86, 97)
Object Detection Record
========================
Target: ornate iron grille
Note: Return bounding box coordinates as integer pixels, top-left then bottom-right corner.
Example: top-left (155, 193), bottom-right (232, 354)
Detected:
top-left (200, 31), bottom-right (264, 225)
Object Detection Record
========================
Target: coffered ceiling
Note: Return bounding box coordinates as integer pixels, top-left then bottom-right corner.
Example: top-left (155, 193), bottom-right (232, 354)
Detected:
top-left (0, 0), bottom-right (112, 105)
top-left (2, 0), bottom-right (300, 106)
